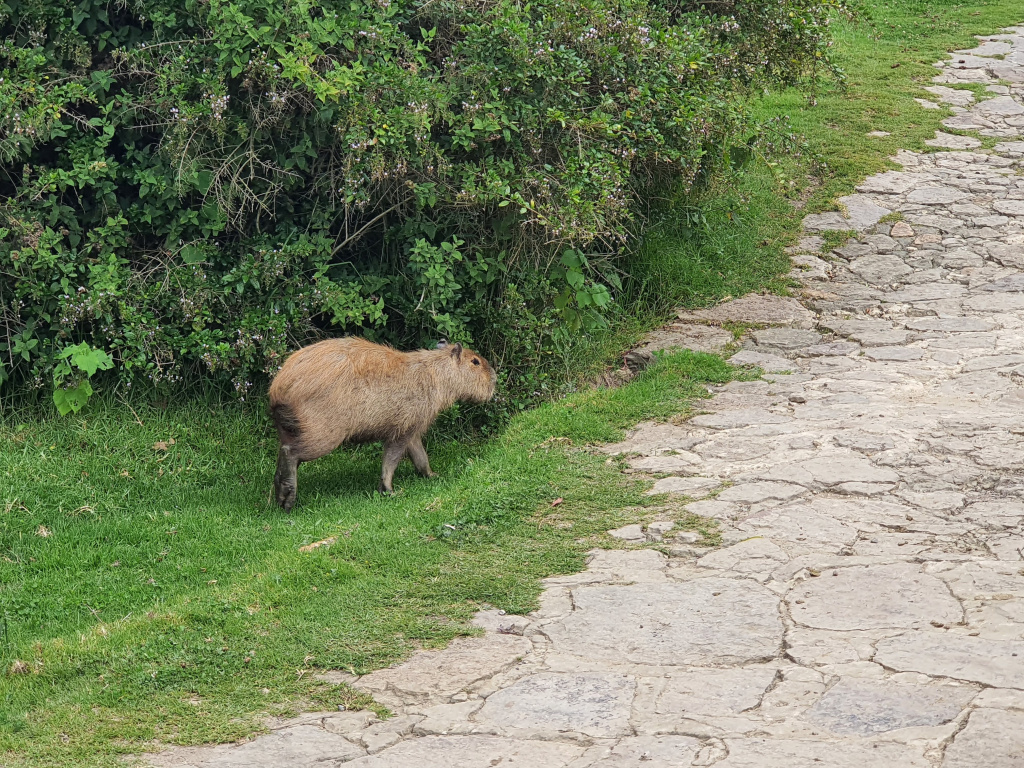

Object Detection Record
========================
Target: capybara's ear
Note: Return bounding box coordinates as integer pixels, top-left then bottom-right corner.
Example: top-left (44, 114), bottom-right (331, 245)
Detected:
top-left (436, 339), bottom-right (448, 349)
top-left (451, 343), bottom-right (463, 360)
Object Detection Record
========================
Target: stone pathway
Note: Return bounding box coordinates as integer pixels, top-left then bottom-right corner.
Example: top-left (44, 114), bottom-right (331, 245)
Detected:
top-left (150, 29), bottom-right (1024, 768)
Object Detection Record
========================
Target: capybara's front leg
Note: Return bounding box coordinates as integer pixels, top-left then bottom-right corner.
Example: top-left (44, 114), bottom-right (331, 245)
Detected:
top-left (406, 435), bottom-right (436, 479)
top-left (379, 439), bottom-right (408, 494)
top-left (274, 444), bottom-right (299, 510)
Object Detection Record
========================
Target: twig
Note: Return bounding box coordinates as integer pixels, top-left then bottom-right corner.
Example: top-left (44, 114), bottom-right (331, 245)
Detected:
top-left (330, 202), bottom-right (405, 257)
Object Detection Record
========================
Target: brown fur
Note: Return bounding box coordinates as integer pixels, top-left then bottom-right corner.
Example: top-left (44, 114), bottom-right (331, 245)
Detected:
top-left (268, 337), bottom-right (496, 509)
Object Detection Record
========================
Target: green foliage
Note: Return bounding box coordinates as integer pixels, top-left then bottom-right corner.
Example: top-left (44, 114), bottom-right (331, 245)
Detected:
top-left (51, 342), bottom-right (114, 415)
top-left (0, 349), bottom-right (731, 765)
top-left (1, 0), bottom-right (843, 407)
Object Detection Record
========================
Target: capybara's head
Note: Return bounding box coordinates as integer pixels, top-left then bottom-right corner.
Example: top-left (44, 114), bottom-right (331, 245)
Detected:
top-left (437, 340), bottom-right (496, 403)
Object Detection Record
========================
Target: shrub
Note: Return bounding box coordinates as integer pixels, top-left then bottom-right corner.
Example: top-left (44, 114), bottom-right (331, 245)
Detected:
top-left (0, 0), bottom-right (844, 409)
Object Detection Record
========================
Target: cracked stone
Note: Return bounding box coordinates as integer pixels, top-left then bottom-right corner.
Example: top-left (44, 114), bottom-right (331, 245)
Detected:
top-left (344, 736), bottom-right (585, 767)
top-left (865, 346), bottom-right (925, 361)
top-left (834, 433), bottom-right (896, 453)
top-left (885, 283), bottom-right (967, 302)
top-left (362, 716), bottom-right (423, 754)
top-left (736, 505), bottom-right (859, 549)
top-left (629, 454), bottom-right (702, 474)
top-left (993, 200), bottom-right (1024, 217)
top-left (475, 673), bottom-right (635, 737)
top-left (646, 521), bottom-right (675, 538)
top-left (681, 294), bottom-right (815, 327)
top-left (924, 85), bottom-right (977, 106)
top-left (607, 524), bottom-right (645, 542)
top-left (697, 537), bottom-right (789, 572)
top-left (789, 563), bottom-right (963, 630)
top-left (799, 341), bottom-right (861, 357)
top-left (751, 327), bottom-right (823, 351)
top-left (648, 666), bottom-right (779, 719)
top-left (636, 324), bottom-right (735, 355)
top-left (716, 482), bottom-right (808, 503)
top-left (978, 273), bottom-right (1024, 292)
top-left (975, 95), bottom-right (1024, 116)
top-left (726, 350), bottom-right (794, 374)
top-left (147, 725), bottom-right (367, 767)
top-left (585, 736), bottom-right (703, 768)
top-left (715, 738), bottom-right (929, 767)
top-left (907, 186), bottom-right (972, 205)
top-left (985, 243), bottom-right (1024, 268)
top-left (543, 579), bottom-right (783, 666)
top-left (586, 549), bottom-right (668, 580)
top-left (803, 677), bottom-right (976, 735)
top-left (803, 195), bottom-right (892, 232)
top-left (601, 422), bottom-right (707, 456)
top-left (926, 132), bottom-right (983, 149)
top-left (858, 172), bottom-right (938, 194)
top-left (848, 254), bottom-right (914, 285)
top-left (412, 702), bottom-right (482, 737)
top-left (904, 317), bottom-right (997, 332)
top-left (690, 406), bottom-right (792, 429)
top-left (648, 476), bottom-right (720, 497)
top-left (942, 708), bottom-right (1024, 768)
top-left (354, 635), bottom-right (533, 705)
top-left (766, 455), bottom-right (900, 487)
top-left (874, 632), bottom-right (1024, 688)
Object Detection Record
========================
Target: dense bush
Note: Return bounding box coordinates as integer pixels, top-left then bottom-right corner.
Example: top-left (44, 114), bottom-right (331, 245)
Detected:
top-left (0, 0), bottom-right (843, 409)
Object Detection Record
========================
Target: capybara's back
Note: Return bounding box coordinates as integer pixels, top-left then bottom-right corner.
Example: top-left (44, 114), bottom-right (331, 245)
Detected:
top-left (269, 337), bottom-right (495, 508)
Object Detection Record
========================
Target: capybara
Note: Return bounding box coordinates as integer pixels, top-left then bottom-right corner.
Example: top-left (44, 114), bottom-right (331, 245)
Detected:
top-left (268, 337), bottom-right (496, 509)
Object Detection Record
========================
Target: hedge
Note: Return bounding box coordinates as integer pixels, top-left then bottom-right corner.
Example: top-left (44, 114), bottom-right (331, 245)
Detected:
top-left (0, 0), bottom-right (843, 410)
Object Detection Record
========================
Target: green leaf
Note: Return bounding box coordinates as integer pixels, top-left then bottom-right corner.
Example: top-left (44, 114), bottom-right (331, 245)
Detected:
top-left (196, 171), bottom-right (214, 194)
top-left (53, 381), bottom-right (93, 416)
top-left (181, 245), bottom-right (206, 264)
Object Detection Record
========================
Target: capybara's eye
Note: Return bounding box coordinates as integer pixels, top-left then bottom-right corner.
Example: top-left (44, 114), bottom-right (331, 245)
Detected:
top-left (472, 358), bottom-right (480, 366)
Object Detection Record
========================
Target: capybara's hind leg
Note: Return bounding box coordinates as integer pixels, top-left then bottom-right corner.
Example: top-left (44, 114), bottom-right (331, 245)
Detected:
top-left (407, 435), bottom-right (436, 479)
top-left (274, 444), bottom-right (299, 510)
top-left (379, 439), bottom-right (409, 494)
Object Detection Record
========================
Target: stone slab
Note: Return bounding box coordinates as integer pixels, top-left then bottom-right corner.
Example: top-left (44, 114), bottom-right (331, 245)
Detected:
top-left (804, 677), bottom-right (976, 735)
top-left (751, 327), bottom-right (823, 351)
top-left (355, 635), bottom-right (533, 704)
top-left (648, 476), bottom-right (720, 497)
top-left (943, 709), bottom-right (1024, 767)
top-left (874, 632), bottom-right (1024, 688)
top-left (344, 736), bottom-right (584, 767)
top-left (636, 324), bottom-right (734, 354)
top-left (586, 736), bottom-right (703, 768)
top-left (543, 579), bottom-right (783, 666)
top-left (715, 738), bottom-right (930, 767)
top-left (147, 725), bottom-right (366, 767)
top-left (926, 131), bottom-right (983, 149)
top-left (803, 195), bottom-right (892, 233)
top-left (682, 294), bottom-right (815, 327)
top-left (789, 563), bottom-right (963, 630)
top-left (476, 673), bottom-right (635, 737)
top-left (727, 351), bottom-right (793, 373)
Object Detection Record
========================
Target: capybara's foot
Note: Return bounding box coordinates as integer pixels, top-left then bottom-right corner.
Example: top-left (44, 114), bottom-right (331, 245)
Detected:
top-left (275, 478), bottom-right (296, 510)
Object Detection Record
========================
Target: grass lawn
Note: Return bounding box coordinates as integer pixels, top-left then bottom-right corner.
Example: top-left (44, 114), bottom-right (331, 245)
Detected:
top-left (626, 0), bottom-right (1024, 324)
top-left (3, 1), bottom-right (1023, 765)
top-left (0, 352), bottom-right (736, 767)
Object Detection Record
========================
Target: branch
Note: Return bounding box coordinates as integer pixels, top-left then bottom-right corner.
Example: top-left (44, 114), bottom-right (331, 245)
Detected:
top-left (330, 201), bottom-right (405, 257)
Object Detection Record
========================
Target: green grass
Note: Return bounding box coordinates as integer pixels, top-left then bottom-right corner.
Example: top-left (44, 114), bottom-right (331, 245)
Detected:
top-left (756, 0), bottom-right (1024, 214)
top-left (0, 351), bottom-right (736, 767)
top-left (623, 0), bottom-right (1024, 327)
top-left (4, 1), bottom-right (1024, 764)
